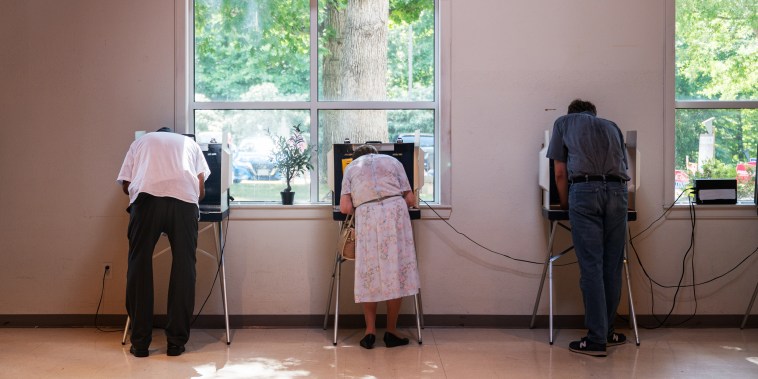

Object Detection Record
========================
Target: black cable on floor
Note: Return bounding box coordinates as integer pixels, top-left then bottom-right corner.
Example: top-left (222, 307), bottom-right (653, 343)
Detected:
top-left (629, 190), bottom-right (758, 328)
top-left (94, 266), bottom-right (122, 332)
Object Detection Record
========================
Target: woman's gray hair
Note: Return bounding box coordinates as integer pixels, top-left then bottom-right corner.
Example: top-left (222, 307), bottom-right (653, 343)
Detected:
top-left (352, 144), bottom-right (378, 160)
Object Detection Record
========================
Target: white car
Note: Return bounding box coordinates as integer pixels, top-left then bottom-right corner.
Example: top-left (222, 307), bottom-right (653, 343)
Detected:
top-left (396, 133), bottom-right (434, 175)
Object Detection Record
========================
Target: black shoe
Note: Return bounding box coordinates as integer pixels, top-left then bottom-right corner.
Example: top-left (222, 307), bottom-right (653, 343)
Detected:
top-left (359, 334), bottom-right (376, 349)
top-left (569, 337), bottom-right (607, 357)
top-left (607, 332), bottom-right (627, 347)
top-left (166, 344), bottom-right (185, 356)
top-left (383, 332), bottom-right (410, 348)
top-left (129, 345), bottom-right (149, 358)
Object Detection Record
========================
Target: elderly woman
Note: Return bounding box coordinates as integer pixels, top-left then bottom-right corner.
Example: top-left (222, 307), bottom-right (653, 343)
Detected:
top-left (339, 144), bottom-right (421, 349)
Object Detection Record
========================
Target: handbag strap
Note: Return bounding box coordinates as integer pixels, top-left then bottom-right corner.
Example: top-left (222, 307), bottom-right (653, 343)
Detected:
top-left (342, 213), bottom-right (354, 229)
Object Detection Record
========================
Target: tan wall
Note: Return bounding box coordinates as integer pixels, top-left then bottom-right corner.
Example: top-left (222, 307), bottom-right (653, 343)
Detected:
top-left (0, 0), bottom-right (755, 319)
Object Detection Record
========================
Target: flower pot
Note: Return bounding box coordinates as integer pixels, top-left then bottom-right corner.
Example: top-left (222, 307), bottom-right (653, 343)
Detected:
top-left (280, 191), bottom-right (295, 205)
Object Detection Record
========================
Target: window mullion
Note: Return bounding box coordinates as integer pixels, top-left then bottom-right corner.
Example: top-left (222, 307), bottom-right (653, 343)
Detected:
top-left (676, 100), bottom-right (758, 109)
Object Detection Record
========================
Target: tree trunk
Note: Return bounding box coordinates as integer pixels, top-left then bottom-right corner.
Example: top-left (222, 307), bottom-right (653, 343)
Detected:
top-left (321, 0), bottom-right (389, 190)
top-left (337, 0), bottom-right (389, 144)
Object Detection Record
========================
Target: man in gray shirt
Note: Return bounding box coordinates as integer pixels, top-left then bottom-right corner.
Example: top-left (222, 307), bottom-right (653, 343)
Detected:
top-left (546, 99), bottom-right (629, 357)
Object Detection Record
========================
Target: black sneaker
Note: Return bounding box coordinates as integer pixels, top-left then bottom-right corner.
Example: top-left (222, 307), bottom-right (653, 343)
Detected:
top-left (129, 345), bottom-right (149, 358)
top-left (569, 337), bottom-right (607, 357)
top-left (607, 332), bottom-right (627, 346)
top-left (166, 344), bottom-right (185, 356)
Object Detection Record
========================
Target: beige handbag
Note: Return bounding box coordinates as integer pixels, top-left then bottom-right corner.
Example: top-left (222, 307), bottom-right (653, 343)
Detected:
top-left (338, 214), bottom-right (356, 260)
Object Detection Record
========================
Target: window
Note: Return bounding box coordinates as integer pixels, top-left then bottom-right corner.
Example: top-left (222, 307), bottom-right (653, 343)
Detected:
top-left (673, 0), bottom-right (757, 204)
top-left (189, 0), bottom-right (441, 204)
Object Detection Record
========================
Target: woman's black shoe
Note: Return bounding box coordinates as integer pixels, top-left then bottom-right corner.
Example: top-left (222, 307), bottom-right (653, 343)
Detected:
top-left (383, 332), bottom-right (409, 348)
top-left (359, 334), bottom-right (376, 349)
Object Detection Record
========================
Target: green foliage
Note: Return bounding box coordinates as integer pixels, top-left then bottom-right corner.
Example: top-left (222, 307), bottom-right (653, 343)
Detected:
top-left (389, 0), bottom-right (431, 25)
top-left (675, 0), bottom-right (758, 100)
top-left (695, 158), bottom-right (736, 179)
top-left (268, 124), bottom-right (314, 192)
top-left (196, 0), bottom-right (434, 102)
top-left (194, 0), bottom-right (310, 100)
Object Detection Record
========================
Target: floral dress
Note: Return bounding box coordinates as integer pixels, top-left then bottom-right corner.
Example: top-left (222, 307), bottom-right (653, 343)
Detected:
top-left (341, 154), bottom-right (421, 303)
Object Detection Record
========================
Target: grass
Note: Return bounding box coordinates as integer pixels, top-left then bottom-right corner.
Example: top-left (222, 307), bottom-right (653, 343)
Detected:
top-left (231, 181), bottom-right (310, 203)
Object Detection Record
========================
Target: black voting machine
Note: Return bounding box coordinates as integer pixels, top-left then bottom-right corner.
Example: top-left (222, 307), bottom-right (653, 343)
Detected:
top-left (330, 142), bottom-right (421, 220)
top-left (199, 143), bottom-right (230, 220)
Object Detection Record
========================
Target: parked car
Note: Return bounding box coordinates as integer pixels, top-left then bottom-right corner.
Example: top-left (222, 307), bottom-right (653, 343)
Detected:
top-left (674, 169), bottom-right (690, 189)
top-left (396, 133), bottom-right (434, 175)
top-left (736, 160), bottom-right (756, 184)
top-left (235, 137), bottom-right (281, 181)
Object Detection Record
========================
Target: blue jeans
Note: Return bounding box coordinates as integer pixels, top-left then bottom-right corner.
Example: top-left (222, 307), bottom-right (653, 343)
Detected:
top-left (568, 181), bottom-right (628, 345)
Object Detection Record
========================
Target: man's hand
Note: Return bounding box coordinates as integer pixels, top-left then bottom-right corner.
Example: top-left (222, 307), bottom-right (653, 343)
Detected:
top-left (553, 160), bottom-right (569, 210)
top-left (198, 173), bottom-right (205, 201)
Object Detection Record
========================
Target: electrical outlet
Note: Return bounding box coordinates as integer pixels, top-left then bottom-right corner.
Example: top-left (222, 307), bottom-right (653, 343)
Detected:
top-left (103, 263), bottom-right (113, 279)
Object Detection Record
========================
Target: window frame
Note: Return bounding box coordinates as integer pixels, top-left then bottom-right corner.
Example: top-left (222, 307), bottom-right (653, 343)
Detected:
top-left (175, 0), bottom-right (451, 211)
top-left (664, 0), bottom-right (758, 215)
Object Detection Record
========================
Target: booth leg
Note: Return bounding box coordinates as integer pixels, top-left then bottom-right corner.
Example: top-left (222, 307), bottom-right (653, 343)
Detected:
top-left (323, 253), bottom-right (340, 330)
top-left (415, 289), bottom-right (425, 329)
top-left (623, 256), bottom-right (640, 346)
top-left (121, 316), bottom-right (130, 345)
top-left (548, 258), bottom-right (554, 345)
top-left (333, 260), bottom-right (342, 346)
top-left (214, 222), bottom-right (231, 345)
top-left (741, 279), bottom-right (758, 329)
top-left (531, 221), bottom-right (558, 329)
top-left (413, 293), bottom-right (423, 344)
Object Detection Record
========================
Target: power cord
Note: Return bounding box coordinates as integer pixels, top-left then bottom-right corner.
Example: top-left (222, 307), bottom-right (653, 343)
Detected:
top-left (419, 199), bottom-right (576, 266)
top-left (94, 265), bottom-right (122, 332)
top-left (190, 214), bottom-right (230, 327)
top-left (421, 188), bottom-right (756, 328)
top-left (107, 213), bottom-right (232, 334)
top-left (629, 189), bottom-right (758, 328)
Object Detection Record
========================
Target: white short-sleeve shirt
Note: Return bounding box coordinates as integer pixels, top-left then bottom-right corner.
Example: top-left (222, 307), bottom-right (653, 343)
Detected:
top-left (117, 132), bottom-right (211, 205)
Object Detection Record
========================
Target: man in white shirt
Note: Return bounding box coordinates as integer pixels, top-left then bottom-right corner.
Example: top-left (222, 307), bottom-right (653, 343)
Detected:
top-left (117, 127), bottom-right (210, 358)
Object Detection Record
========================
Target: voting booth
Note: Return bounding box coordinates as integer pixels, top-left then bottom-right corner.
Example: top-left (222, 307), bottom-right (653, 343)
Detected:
top-left (327, 142), bottom-right (424, 220)
top-left (532, 130), bottom-right (641, 346)
top-left (323, 142), bottom-right (425, 345)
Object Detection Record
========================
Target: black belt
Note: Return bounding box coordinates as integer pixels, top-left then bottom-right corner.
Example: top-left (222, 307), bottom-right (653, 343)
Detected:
top-left (570, 175), bottom-right (626, 183)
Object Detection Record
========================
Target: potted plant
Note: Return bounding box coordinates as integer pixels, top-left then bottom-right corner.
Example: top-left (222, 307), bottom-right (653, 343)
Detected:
top-left (269, 124), bottom-right (314, 204)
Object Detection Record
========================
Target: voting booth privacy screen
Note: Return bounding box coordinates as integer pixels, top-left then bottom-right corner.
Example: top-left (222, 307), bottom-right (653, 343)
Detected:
top-left (200, 143), bottom-right (231, 213)
top-left (328, 142), bottom-right (423, 220)
top-left (539, 130), bottom-right (640, 211)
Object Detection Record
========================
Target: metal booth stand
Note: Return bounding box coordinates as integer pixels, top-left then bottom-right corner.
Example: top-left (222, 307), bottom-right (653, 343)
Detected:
top-left (742, 279), bottom-right (758, 329)
top-left (532, 130), bottom-right (641, 346)
top-left (322, 142), bottom-right (426, 345)
top-left (121, 210), bottom-right (231, 346)
top-left (529, 209), bottom-right (640, 346)
top-left (121, 139), bottom-right (232, 347)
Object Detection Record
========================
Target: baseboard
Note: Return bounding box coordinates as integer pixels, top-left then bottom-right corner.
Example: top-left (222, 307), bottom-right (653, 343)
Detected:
top-left (1, 314), bottom-right (755, 329)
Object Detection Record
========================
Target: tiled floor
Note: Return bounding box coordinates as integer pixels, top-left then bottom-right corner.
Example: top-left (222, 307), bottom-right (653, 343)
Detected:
top-left (0, 327), bottom-right (756, 378)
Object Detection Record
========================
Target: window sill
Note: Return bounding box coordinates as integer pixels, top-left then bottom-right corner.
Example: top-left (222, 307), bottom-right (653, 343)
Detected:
top-left (227, 203), bottom-right (452, 220)
top-left (665, 203), bottom-right (758, 220)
